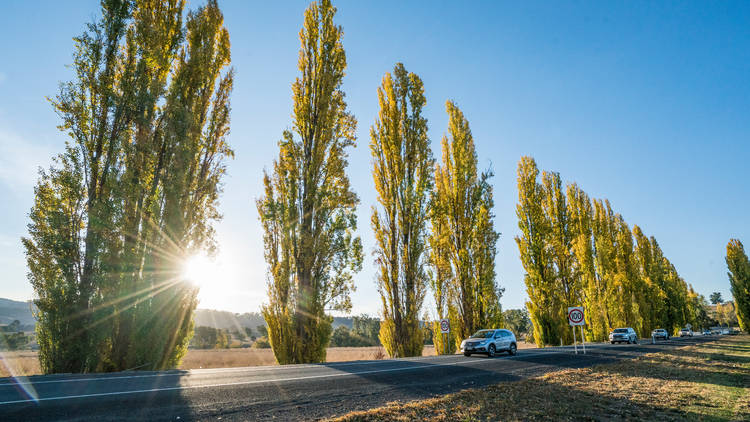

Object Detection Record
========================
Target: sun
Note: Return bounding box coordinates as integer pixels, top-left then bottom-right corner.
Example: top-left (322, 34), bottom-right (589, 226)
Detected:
top-left (180, 254), bottom-right (219, 289)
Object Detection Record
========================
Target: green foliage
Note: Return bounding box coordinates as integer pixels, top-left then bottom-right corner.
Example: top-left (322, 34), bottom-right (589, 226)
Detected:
top-left (0, 321), bottom-right (29, 350)
top-left (430, 101), bottom-right (502, 354)
top-left (370, 63), bottom-right (433, 358)
top-left (516, 157), bottom-right (699, 345)
top-left (709, 292), bottom-right (724, 305)
top-left (23, 0), bottom-right (233, 373)
top-left (258, 0), bottom-right (362, 364)
top-left (252, 336), bottom-right (271, 349)
top-left (503, 309), bottom-right (533, 342)
top-left (351, 314), bottom-right (381, 345)
top-left (191, 326), bottom-right (229, 349)
top-left (726, 239), bottom-right (750, 331)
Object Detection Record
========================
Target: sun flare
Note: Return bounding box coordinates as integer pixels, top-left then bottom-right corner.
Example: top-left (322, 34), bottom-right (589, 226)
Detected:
top-left (181, 254), bottom-right (219, 289)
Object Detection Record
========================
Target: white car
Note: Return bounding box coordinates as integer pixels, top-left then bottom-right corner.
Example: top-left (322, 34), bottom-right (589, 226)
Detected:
top-left (460, 329), bottom-right (517, 357)
top-left (609, 327), bottom-right (638, 344)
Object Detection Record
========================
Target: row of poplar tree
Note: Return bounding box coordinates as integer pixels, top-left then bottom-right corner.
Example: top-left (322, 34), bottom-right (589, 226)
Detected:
top-left (24, 0), bottom-right (234, 373)
top-left (515, 157), bottom-right (706, 345)
top-left (256, 0), bottom-right (503, 363)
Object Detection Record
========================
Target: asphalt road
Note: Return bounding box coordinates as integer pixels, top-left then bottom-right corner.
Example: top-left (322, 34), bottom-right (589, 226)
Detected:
top-left (0, 336), bottom-right (714, 421)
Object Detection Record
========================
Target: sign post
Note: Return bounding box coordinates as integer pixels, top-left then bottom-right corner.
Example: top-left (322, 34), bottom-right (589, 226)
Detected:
top-left (567, 307), bottom-right (585, 355)
top-left (440, 319), bottom-right (450, 355)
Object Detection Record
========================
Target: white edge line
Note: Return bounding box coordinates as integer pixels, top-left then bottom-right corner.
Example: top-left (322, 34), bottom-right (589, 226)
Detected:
top-left (0, 350), bottom-right (572, 405)
top-left (0, 338), bottom-right (688, 388)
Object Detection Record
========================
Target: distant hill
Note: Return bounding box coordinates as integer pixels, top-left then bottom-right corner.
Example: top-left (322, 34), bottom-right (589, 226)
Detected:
top-left (0, 298), bottom-right (36, 328)
top-left (193, 309), bottom-right (267, 332)
top-left (192, 308), bottom-right (355, 332)
top-left (0, 298), bottom-right (358, 333)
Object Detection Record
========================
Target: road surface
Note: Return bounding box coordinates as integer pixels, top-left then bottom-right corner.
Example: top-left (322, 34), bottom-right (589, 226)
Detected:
top-left (0, 336), bottom-right (712, 421)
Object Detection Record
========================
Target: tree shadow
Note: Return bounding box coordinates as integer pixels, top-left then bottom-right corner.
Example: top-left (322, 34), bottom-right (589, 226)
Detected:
top-left (0, 369), bottom-right (197, 421)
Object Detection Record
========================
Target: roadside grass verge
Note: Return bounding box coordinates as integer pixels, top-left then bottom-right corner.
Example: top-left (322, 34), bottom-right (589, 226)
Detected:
top-left (330, 335), bottom-right (750, 422)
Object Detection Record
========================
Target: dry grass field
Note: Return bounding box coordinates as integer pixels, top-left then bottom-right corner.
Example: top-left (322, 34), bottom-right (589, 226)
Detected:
top-left (6, 344), bottom-right (501, 376)
top-left (0, 350), bottom-right (41, 378)
top-left (331, 335), bottom-right (750, 422)
top-left (179, 345), bottom-right (436, 370)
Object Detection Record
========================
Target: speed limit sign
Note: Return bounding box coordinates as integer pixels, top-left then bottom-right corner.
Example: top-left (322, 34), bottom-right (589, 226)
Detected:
top-left (567, 307), bottom-right (585, 326)
top-left (440, 319), bottom-right (450, 333)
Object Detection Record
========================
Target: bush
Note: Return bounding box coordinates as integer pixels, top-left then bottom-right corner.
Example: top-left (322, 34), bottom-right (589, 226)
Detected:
top-left (191, 326), bottom-right (229, 349)
top-left (252, 336), bottom-right (271, 349)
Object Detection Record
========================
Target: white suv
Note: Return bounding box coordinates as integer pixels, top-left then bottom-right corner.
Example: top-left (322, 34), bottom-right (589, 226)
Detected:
top-left (609, 327), bottom-right (638, 344)
top-left (460, 329), bottom-right (517, 357)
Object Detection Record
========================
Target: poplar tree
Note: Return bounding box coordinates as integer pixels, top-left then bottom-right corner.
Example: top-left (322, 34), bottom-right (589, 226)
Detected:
top-left (24, 0), bottom-right (234, 373)
top-left (567, 184), bottom-right (608, 341)
top-left (430, 102), bottom-right (502, 352)
top-left (257, 0), bottom-right (363, 364)
top-left (540, 171), bottom-right (577, 343)
top-left (515, 157), bottom-right (557, 346)
top-left (370, 63), bottom-right (433, 358)
top-left (726, 239), bottom-right (750, 331)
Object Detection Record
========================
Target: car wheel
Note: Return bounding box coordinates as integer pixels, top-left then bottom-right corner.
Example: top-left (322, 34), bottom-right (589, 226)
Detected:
top-left (488, 344), bottom-right (496, 357)
top-left (464, 352), bottom-right (471, 357)
top-left (627, 338), bottom-right (632, 344)
top-left (633, 337), bottom-right (638, 344)
top-left (611, 341), bottom-right (615, 344)
top-left (508, 343), bottom-right (517, 356)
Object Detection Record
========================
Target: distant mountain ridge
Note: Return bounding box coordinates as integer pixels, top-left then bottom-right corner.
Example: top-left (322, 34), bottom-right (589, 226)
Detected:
top-left (0, 298), bottom-right (36, 327)
top-left (0, 298), bottom-right (356, 332)
top-left (192, 308), bottom-right (354, 331)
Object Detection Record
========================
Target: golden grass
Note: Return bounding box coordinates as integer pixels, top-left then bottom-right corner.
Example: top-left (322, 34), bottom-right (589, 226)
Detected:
top-left (0, 345), bottom-right (443, 375)
top-left (330, 335), bottom-right (750, 422)
top-left (0, 351), bottom-right (41, 378)
top-left (179, 345), bottom-right (437, 370)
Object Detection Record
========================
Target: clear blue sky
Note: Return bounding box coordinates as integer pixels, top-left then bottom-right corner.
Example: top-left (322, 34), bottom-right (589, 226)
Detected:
top-left (0, 1), bottom-right (748, 315)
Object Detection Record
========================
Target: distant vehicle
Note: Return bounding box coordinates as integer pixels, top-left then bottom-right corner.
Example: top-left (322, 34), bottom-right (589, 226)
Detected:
top-left (720, 328), bottom-right (730, 335)
top-left (702, 330), bottom-right (711, 335)
top-left (679, 328), bottom-right (693, 337)
top-left (729, 329), bottom-right (740, 335)
top-left (609, 327), bottom-right (638, 344)
top-left (460, 329), bottom-right (517, 357)
top-left (651, 328), bottom-right (669, 340)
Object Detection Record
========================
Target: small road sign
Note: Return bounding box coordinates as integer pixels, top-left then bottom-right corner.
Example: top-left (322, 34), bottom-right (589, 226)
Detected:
top-left (567, 307), bottom-right (585, 326)
top-left (440, 319), bottom-right (450, 333)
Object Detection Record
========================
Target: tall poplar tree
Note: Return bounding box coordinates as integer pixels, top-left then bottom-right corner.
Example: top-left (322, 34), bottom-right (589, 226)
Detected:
top-left (370, 63), bottom-right (433, 358)
top-left (540, 171), bottom-right (577, 343)
top-left (726, 239), bottom-right (750, 331)
top-left (567, 184), bottom-right (608, 341)
top-left (430, 101), bottom-right (502, 352)
top-left (257, 0), bottom-right (363, 364)
top-left (515, 157), bottom-right (557, 346)
top-left (24, 0), bottom-right (234, 373)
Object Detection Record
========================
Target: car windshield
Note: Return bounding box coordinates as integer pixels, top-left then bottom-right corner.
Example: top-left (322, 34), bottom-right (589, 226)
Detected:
top-left (681, 328), bottom-right (689, 331)
top-left (470, 330), bottom-right (495, 339)
top-left (654, 329), bottom-right (665, 332)
top-left (613, 329), bottom-right (628, 333)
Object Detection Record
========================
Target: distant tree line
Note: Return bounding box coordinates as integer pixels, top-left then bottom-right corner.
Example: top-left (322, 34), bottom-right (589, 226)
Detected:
top-left (191, 326), bottom-right (230, 349)
top-left (515, 157), bottom-right (708, 345)
top-left (0, 320), bottom-right (30, 351)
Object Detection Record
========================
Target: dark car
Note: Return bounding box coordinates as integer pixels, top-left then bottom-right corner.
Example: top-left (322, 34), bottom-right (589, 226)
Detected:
top-left (609, 327), bottom-right (638, 344)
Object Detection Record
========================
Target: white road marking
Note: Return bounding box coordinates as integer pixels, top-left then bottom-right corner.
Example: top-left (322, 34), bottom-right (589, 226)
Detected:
top-left (0, 349), bottom-right (577, 405)
top-left (0, 337), bottom-right (695, 390)
top-left (0, 354), bottom-right (476, 387)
